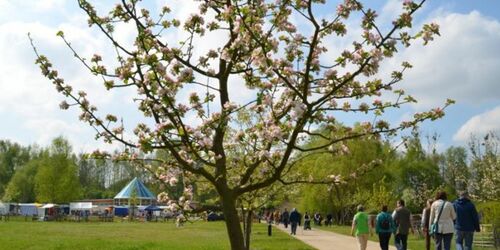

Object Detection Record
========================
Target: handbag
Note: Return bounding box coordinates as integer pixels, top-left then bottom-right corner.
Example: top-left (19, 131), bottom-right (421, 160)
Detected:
top-left (430, 201), bottom-right (445, 236)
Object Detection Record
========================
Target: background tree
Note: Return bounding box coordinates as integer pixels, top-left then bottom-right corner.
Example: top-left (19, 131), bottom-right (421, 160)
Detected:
top-left (0, 140), bottom-right (31, 197)
top-left (468, 131), bottom-right (500, 201)
top-left (35, 137), bottom-right (81, 203)
top-left (31, 0), bottom-right (448, 249)
top-left (2, 157), bottom-right (40, 202)
top-left (442, 146), bottom-right (469, 192)
top-left (393, 132), bottom-right (445, 212)
top-left (295, 125), bottom-right (397, 223)
top-left (77, 157), bottom-right (107, 199)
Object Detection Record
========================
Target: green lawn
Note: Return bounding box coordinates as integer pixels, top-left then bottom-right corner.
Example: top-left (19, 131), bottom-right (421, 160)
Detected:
top-left (314, 224), bottom-right (495, 250)
top-left (0, 218), bottom-right (314, 250)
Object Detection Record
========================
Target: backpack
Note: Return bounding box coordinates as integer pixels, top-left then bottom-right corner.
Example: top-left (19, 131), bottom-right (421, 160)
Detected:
top-left (380, 215), bottom-right (390, 230)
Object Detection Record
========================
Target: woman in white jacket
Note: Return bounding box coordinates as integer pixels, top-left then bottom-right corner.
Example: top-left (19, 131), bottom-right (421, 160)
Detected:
top-left (429, 191), bottom-right (456, 250)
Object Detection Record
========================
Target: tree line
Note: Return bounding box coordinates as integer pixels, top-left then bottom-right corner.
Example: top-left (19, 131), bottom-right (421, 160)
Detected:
top-left (292, 129), bottom-right (499, 224)
top-left (0, 137), bottom-right (159, 203)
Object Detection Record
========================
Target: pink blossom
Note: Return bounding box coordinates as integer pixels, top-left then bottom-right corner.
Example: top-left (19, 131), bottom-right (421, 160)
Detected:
top-left (324, 69), bottom-right (337, 79)
top-left (169, 177), bottom-right (178, 186)
top-left (59, 101), bottom-right (69, 110)
top-left (199, 136), bottom-right (213, 148)
top-left (291, 101), bottom-right (306, 120)
top-left (223, 101), bottom-right (238, 111)
top-left (221, 49), bottom-right (231, 61)
top-left (258, 150), bottom-right (270, 160)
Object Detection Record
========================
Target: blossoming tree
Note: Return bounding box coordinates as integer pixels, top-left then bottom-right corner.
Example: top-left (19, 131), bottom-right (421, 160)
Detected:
top-left (31, 0), bottom-right (451, 249)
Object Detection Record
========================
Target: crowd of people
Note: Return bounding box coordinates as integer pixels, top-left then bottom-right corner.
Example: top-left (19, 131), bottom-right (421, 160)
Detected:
top-left (260, 190), bottom-right (480, 250)
top-left (351, 190), bottom-right (480, 250)
top-left (262, 208), bottom-right (335, 235)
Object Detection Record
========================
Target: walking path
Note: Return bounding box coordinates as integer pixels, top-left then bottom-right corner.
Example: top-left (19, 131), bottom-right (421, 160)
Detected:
top-left (274, 224), bottom-right (396, 250)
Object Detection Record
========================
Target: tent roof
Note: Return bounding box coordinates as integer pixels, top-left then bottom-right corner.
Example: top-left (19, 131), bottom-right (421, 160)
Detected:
top-left (114, 177), bottom-right (156, 200)
top-left (70, 202), bottom-right (92, 210)
top-left (18, 203), bottom-right (42, 207)
top-left (144, 205), bottom-right (163, 211)
top-left (42, 204), bottom-right (58, 208)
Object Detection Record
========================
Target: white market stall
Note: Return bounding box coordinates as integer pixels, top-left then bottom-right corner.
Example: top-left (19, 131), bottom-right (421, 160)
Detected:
top-left (38, 204), bottom-right (59, 221)
top-left (69, 202), bottom-right (93, 221)
top-left (70, 202), bottom-right (93, 212)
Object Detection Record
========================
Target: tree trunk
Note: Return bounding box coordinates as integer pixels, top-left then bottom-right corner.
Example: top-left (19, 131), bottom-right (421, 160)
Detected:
top-left (243, 209), bottom-right (253, 250)
top-left (221, 193), bottom-right (245, 250)
top-left (333, 184), bottom-right (344, 225)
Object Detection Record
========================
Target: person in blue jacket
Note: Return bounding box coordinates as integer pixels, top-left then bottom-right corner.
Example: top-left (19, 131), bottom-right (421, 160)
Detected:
top-left (289, 208), bottom-right (301, 235)
top-left (375, 205), bottom-right (396, 250)
top-left (453, 191), bottom-right (480, 250)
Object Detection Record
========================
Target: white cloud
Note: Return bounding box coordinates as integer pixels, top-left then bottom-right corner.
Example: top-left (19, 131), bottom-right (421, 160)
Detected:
top-left (453, 106), bottom-right (500, 142)
top-left (32, 0), bottom-right (66, 12)
top-left (0, 22), bottom-right (61, 118)
top-left (23, 118), bottom-right (85, 145)
top-left (0, 21), bottom-right (121, 113)
top-left (383, 11), bottom-right (500, 109)
top-left (2, 0), bottom-right (500, 153)
top-left (0, 18), bottom-right (133, 151)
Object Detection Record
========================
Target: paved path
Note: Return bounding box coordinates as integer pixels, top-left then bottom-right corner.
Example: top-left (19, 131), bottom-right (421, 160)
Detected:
top-left (274, 224), bottom-right (396, 250)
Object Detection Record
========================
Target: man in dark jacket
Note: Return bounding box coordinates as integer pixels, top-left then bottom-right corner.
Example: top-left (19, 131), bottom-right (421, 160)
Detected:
top-left (289, 208), bottom-right (301, 235)
top-left (392, 199), bottom-right (414, 250)
top-left (454, 191), bottom-right (480, 250)
top-left (281, 208), bottom-right (290, 228)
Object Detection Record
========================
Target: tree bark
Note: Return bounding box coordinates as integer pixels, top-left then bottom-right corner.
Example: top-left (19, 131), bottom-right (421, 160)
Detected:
top-left (221, 193), bottom-right (245, 250)
top-left (243, 209), bottom-right (253, 250)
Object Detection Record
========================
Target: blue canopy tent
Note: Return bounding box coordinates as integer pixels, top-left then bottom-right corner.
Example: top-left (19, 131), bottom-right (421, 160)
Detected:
top-left (114, 177), bottom-right (156, 206)
top-left (113, 206), bottom-right (129, 217)
top-left (144, 205), bottom-right (163, 211)
top-left (143, 204), bottom-right (163, 221)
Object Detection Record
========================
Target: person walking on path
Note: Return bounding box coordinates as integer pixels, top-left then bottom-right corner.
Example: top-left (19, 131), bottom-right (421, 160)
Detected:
top-left (392, 199), bottom-right (414, 250)
top-left (282, 208), bottom-right (290, 229)
top-left (325, 213), bottom-right (333, 226)
top-left (430, 191), bottom-right (456, 250)
top-left (314, 212), bottom-right (323, 226)
top-left (289, 208), bottom-right (301, 235)
top-left (274, 210), bottom-right (281, 225)
top-left (351, 205), bottom-right (370, 250)
top-left (421, 199), bottom-right (434, 250)
top-left (376, 205), bottom-right (396, 250)
top-left (453, 191), bottom-right (480, 250)
top-left (304, 212), bottom-right (312, 230)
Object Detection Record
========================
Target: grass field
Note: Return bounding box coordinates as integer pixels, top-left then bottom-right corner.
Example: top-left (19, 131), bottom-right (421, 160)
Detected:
top-left (315, 224), bottom-right (496, 250)
top-left (0, 218), bottom-right (314, 250)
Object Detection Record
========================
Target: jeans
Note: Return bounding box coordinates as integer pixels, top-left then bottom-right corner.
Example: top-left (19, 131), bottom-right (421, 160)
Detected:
top-left (378, 232), bottom-right (392, 250)
top-left (395, 233), bottom-right (408, 250)
top-left (435, 233), bottom-right (453, 250)
top-left (290, 222), bottom-right (298, 235)
top-left (456, 230), bottom-right (474, 250)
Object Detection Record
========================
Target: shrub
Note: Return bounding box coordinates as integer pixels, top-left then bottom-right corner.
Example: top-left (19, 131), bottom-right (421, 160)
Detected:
top-left (476, 201), bottom-right (500, 225)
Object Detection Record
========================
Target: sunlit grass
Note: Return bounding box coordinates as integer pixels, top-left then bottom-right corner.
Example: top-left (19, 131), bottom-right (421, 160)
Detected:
top-left (0, 218), bottom-right (314, 250)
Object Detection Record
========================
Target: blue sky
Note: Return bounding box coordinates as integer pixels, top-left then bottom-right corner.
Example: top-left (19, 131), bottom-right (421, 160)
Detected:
top-left (0, 0), bottom-right (499, 153)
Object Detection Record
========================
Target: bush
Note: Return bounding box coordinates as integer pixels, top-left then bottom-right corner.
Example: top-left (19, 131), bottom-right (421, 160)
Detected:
top-left (476, 201), bottom-right (500, 225)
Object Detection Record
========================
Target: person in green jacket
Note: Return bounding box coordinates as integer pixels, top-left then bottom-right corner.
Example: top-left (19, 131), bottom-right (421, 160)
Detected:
top-left (376, 205), bottom-right (396, 250)
top-left (351, 205), bottom-right (370, 250)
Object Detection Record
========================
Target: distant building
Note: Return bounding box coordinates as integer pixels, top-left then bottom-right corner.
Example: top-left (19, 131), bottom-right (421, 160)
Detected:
top-left (113, 177), bottom-right (156, 206)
